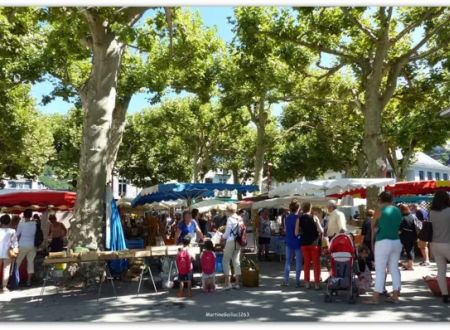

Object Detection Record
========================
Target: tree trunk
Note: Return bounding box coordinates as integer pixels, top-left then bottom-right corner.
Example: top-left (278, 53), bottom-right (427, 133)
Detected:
top-left (105, 98), bottom-right (131, 184)
top-left (363, 98), bottom-right (387, 209)
top-left (386, 146), bottom-right (400, 179)
top-left (362, 15), bottom-right (391, 210)
top-left (192, 151), bottom-right (201, 183)
top-left (72, 31), bottom-right (125, 250)
top-left (398, 147), bottom-right (415, 182)
top-left (232, 167), bottom-right (243, 200)
top-left (253, 100), bottom-right (268, 191)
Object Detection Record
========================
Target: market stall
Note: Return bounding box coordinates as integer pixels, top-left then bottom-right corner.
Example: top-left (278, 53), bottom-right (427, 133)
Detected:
top-left (269, 178), bottom-right (396, 198)
top-left (251, 196), bottom-right (332, 259)
top-left (328, 180), bottom-right (450, 199)
top-left (190, 198), bottom-right (236, 213)
top-left (132, 183), bottom-right (259, 208)
top-left (0, 189), bottom-right (76, 283)
top-left (252, 196), bottom-right (331, 210)
top-left (116, 197), bottom-right (187, 248)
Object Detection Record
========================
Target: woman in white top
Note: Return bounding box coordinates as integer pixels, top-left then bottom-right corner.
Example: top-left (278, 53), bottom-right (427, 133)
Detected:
top-left (16, 209), bottom-right (37, 286)
top-left (222, 204), bottom-right (242, 290)
top-left (0, 214), bottom-right (19, 293)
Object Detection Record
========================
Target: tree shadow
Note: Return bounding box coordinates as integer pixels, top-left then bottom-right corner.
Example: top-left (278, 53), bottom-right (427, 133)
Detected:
top-left (0, 263), bottom-right (448, 322)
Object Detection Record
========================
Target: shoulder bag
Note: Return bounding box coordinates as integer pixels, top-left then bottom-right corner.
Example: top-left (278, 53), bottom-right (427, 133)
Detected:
top-left (417, 215), bottom-right (433, 242)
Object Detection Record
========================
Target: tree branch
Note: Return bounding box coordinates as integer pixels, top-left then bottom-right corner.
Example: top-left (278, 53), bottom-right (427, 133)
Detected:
top-left (341, 7), bottom-right (377, 42)
top-left (410, 45), bottom-right (450, 61)
top-left (247, 104), bottom-right (258, 123)
top-left (164, 7), bottom-right (174, 51)
top-left (317, 63), bottom-right (346, 79)
top-left (81, 7), bottom-right (107, 43)
top-left (386, 146), bottom-right (398, 178)
top-left (390, 8), bottom-right (444, 46)
top-left (401, 14), bottom-right (449, 60)
top-left (262, 29), bottom-right (359, 63)
top-left (124, 7), bottom-right (148, 27)
top-left (297, 39), bottom-right (357, 62)
top-left (280, 122), bottom-right (315, 136)
top-left (386, 7), bottom-right (394, 23)
top-left (312, 54), bottom-right (346, 79)
top-left (381, 57), bottom-right (407, 108)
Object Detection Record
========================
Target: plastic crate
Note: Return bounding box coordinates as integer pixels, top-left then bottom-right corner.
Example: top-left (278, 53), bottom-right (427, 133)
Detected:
top-left (125, 239), bottom-right (145, 249)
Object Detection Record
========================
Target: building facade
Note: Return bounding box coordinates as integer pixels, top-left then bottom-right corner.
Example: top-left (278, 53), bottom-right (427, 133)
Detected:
top-left (111, 176), bottom-right (141, 200)
top-left (395, 152), bottom-right (450, 181)
top-left (0, 178), bottom-right (47, 190)
top-left (319, 151), bottom-right (450, 183)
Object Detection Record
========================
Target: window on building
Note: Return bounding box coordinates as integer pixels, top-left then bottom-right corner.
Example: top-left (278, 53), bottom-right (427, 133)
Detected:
top-left (419, 171), bottom-right (425, 181)
top-left (205, 178), bottom-right (213, 184)
top-left (8, 181), bottom-right (32, 189)
top-left (436, 172), bottom-right (441, 181)
top-left (427, 172), bottom-right (433, 180)
top-left (118, 179), bottom-right (127, 196)
top-left (444, 173), bottom-right (449, 180)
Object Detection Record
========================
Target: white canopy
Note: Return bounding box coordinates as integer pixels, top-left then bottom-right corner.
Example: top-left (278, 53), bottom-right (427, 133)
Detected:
top-left (269, 178), bottom-right (396, 198)
top-left (252, 196), bottom-right (332, 210)
top-left (117, 197), bottom-right (186, 210)
top-left (190, 199), bottom-right (235, 213)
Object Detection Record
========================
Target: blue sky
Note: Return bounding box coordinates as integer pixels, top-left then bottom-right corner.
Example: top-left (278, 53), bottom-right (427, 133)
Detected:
top-left (31, 7), bottom-right (237, 115)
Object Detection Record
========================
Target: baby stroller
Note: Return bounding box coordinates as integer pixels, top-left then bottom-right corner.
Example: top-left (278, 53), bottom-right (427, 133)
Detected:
top-left (324, 233), bottom-right (359, 304)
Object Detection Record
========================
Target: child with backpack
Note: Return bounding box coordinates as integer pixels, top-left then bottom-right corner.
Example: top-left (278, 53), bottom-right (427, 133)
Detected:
top-left (200, 239), bottom-right (216, 293)
top-left (176, 236), bottom-right (194, 298)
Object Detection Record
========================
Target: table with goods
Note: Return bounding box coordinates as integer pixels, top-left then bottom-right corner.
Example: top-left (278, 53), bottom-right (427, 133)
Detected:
top-left (41, 245), bottom-right (201, 301)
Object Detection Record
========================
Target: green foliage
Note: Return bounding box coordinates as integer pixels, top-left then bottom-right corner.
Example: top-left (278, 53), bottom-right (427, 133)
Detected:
top-left (271, 7), bottom-right (450, 183)
top-left (45, 107), bottom-right (83, 181)
top-left (221, 7), bottom-right (296, 110)
top-left (0, 85), bottom-right (54, 178)
top-left (117, 98), bottom-right (195, 186)
top-left (38, 166), bottom-right (71, 190)
top-left (0, 7), bottom-right (44, 88)
top-left (383, 67), bottom-right (450, 178)
top-left (274, 76), bottom-right (364, 181)
top-left (151, 9), bottom-right (226, 103)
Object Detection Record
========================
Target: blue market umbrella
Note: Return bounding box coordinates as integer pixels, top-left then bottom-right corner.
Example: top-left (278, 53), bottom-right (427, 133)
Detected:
top-left (107, 198), bottom-right (128, 276)
top-left (132, 183), bottom-right (259, 207)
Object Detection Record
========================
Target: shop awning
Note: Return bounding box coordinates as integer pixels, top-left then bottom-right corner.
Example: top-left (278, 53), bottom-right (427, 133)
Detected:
top-left (329, 180), bottom-right (450, 199)
top-left (269, 178), bottom-right (395, 198)
top-left (0, 189), bottom-right (76, 211)
top-left (252, 196), bottom-right (332, 210)
top-left (132, 183), bottom-right (259, 207)
top-left (190, 199), bottom-right (236, 213)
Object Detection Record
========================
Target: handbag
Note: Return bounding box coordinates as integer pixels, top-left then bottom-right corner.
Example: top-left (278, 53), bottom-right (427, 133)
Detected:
top-left (418, 220), bottom-right (433, 242)
top-left (7, 262), bottom-right (20, 290)
top-left (8, 247), bottom-right (19, 259)
top-left (8, 231), bottom-right (19, 259)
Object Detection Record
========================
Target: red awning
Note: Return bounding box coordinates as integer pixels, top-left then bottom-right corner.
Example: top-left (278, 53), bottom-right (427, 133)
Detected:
top-left (328, 180), bottom-right (450, 199)
top-left (0, 189), bottom-right (76, 210)
top-left (328, 187), bottom-right (367, 199)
